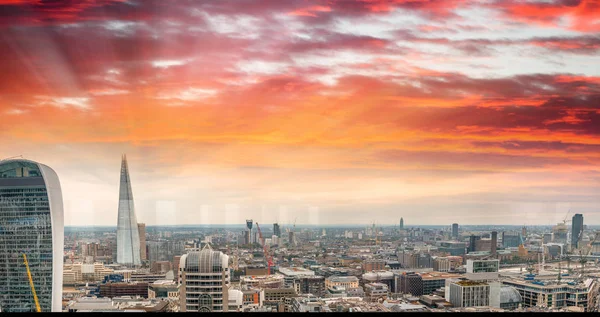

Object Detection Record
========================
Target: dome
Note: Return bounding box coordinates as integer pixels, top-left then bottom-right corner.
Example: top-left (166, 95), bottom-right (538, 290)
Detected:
top-left (500, 286), bottom-right (522, 304)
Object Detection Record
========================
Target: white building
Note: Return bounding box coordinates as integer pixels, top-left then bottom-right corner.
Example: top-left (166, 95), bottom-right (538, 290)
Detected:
top-left (179, 245), bottom-right (230, 312)
top-left (448, 281), bottom-right (490, 307)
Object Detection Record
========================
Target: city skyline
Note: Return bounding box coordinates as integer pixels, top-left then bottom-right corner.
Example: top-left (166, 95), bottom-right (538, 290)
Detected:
top-left (1, 0), bottom-right (599, 226)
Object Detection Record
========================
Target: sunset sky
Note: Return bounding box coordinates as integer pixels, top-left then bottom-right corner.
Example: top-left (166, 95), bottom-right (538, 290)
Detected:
top-left (1, 0), bottom-right (599, 227)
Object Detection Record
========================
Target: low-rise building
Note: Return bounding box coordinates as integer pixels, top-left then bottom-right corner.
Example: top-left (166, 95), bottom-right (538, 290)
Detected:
top-left (99, 282), bottom-right (148, 298)
top-left (364, 283), bottom-right (389, 302)
top-left (290, 295), bottom-right (329, 312)
top-left (325, 276), bottom-right (359, 289)
top-left (148, 280), bottom-right (179, 300)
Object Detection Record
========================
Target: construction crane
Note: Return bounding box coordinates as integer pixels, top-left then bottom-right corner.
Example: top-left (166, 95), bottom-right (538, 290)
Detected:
top-left (562, 209), bottom-right (572, 226)
top-left (23, 254), bottom-right (41, 313)
top-left (255, 222), bottom-right (273, 276)
top-left (578, 231), bottom-right (599, 280)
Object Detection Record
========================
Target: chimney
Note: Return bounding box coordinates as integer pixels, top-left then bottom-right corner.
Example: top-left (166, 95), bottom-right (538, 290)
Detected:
top-left (491, 231), bottom-right (498, 255)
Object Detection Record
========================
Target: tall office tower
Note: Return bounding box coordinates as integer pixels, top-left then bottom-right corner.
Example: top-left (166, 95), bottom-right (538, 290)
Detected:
top-left (179, 245), bottom-right (230, 312)
top-left (0, 159), bottom-right (64, 312)
top-left (273, 223), bottom-right (281, 237)
top-left (468, 235), bottom-right (480, 253)
top-left (571, 214), bottom-right (584, 249)
top-left (491, 231), bottom-right (498, 255)
top-left (400, 218), bottom-right (404, 229)
top-left (116, 155), bottom-right (141, 266)
top-left (138, 223), bottom-right (147, 261)
top-left (452, 223), bottom-right (459, 239)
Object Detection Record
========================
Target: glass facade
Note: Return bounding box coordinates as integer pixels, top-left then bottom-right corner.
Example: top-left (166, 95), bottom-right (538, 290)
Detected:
top-left (0, 160), bottom-right (63, 312)
top-left (116, 155), bottom-right (141, 266)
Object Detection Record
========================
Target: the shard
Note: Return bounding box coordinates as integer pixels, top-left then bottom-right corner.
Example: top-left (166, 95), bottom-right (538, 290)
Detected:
top-left (117, 154), bottom-right (141, 266)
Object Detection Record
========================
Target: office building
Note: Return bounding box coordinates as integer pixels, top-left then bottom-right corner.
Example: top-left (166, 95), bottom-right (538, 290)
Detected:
top-left (420, 272), bottom-right (462, 295)
top-left (116, 155), bottom-right (141, 266)
top-left (148, 280), bottom-right (180, 300)
top-left (273, 223), bottom-right (281, 238)
top-left (364, 283), bottom-right (389, 302)
top-left (325, 276), bottom-right (359, 289)
top-left (491, 231), bottom-right (498, 255)
top-left (398, 272), bottom-right (423, 296)
top-left (363, 259), bottom-right (386, 272)
top-left (363, 271), bottom-right (394, 291)
top-left (452, 223), bottom-right (459, 239)
top-left (572, 214), bottom-right (584, 249)
top-left (433, 256), bottom-right (463, 272)
top-left (465, 259), bottom-right (499, 281)
top-left (502, 232), bottom-right (521, 248)
top-left (469, 235), bottom-right (481, 253)
top-left (294, 276), bottom-right (326, 297)
top-left (437, 241), bottom-right (467, 256)
top-left (448, 281), bottom-right (490, 307)
top-left (502, 278), bottom-right (589, 309)
top-left (99, 282), bottom-right (149, 298)
top-left (138, 223), bottom-right (147, 261)
top-left (400, 218), bottom-right (404, 229)
top-left (0, 159), bottom-right (64, 312)
top-left (147, 240), bottom-right (184, 263)
top-left (179, 245), bottom-right (230, 312)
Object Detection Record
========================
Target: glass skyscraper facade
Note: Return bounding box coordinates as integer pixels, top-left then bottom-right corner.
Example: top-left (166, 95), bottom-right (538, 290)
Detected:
top-left (0, 159), bottom-right (64, 312)
top-left (117, 155), bottom-right (141, 266)
top-left (572, 213), bottom-right (584, 249)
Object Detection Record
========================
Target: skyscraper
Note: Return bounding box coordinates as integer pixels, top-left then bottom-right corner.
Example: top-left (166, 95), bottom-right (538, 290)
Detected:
top-left (491, 231), bottom-right (498, 255)
top-left (400, 217), bottom-right (404, 229)
top-left (116, 155), bottom-right (141, 266)
top-left (179, 245), bottom-right (230, 312)
top-left (273, 223), bottom-right (281, 237)
top-left (138, 223), bottom-right (147, 261)
top-left (0, 159), bottom-right (64, 312)
top-left (452, 223), bottom-right (459, 239)
top-left (571, 214), bottom-right (584, 249)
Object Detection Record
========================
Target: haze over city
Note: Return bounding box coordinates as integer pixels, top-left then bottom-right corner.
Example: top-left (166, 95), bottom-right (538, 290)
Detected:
top-left (1, 0), bottom-right (599, 226)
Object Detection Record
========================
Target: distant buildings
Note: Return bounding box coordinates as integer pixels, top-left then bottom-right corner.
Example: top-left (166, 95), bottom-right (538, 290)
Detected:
top-left (0, 159), bottom-right (64, 312)
top-left (502, 232), bottom-right (521, 248)
top-left (116, 155), bottom-right (142, 266)
top-left (400, 218), bottom-right (404, 230)
top-left (273, 223), bottom-right (281, 238)
top-left (179, 245), bottom-right (230, 312)
top-left (452, 223), bottom-right (459, 239)
top-left (138, 223), bottom-right (147, 261)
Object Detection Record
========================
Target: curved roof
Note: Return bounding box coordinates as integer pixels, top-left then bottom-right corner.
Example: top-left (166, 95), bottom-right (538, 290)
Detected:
top-left (500, 286), bottom-right (522, 304)
top-left (184, 245), bottom-right (228, 273)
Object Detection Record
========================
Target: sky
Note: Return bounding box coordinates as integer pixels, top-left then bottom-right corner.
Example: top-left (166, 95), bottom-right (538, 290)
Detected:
top-left (0, 0), bottom-right (599, 227)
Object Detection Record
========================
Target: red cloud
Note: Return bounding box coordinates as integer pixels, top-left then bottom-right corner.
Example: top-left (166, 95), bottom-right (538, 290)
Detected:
top-left (495, 0), bottom-right (600, 32)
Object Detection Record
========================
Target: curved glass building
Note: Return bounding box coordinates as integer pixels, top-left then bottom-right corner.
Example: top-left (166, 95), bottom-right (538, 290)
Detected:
top-left (116, 155), bottom-right (141, 266)
top-left (0, 159), bottom-right (64, 312)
